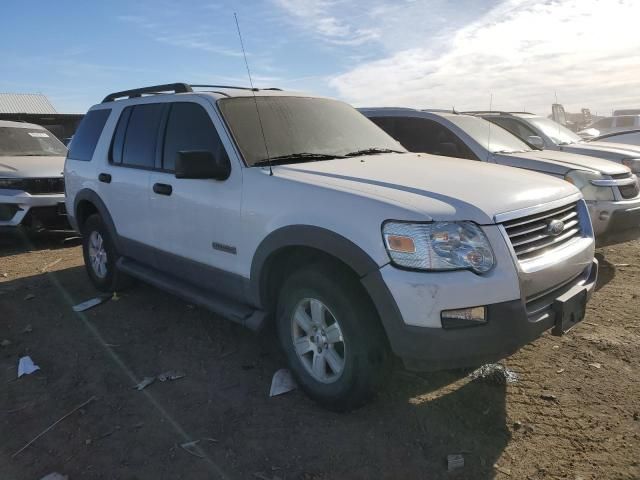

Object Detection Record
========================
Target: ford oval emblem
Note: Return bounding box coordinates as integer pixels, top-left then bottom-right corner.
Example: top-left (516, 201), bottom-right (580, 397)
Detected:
top-left (547, 219), bottom-right (565, 236)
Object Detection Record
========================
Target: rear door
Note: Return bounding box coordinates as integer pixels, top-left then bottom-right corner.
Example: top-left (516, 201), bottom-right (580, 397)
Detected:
top-left (148, 99), bottom-right (243, 296)
top-left (103, 103), bottom-right (166, 260)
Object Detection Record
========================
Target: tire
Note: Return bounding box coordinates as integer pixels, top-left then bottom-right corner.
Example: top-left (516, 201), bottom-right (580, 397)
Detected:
top-left (81, 214), bottom-right (130, 292)
top-left (276, 263), bottom-right (390, 411)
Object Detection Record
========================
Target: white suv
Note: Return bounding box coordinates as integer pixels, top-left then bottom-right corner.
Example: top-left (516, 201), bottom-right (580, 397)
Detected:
top-left (65, 83), bottom-right (597, 410)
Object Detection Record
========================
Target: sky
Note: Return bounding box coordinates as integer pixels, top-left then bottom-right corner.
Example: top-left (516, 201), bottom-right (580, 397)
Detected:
top-left (1, 0), bottom-right (639, 116)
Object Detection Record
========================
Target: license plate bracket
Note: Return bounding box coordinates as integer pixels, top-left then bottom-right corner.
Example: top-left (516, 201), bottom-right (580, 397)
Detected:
top-left (552, 287), bottom-right (587, 336)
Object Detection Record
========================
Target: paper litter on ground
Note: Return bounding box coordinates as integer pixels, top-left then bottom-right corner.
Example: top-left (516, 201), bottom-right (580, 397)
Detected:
top-left (18, 356), bottom-right (40, 377)
top-left (269, 368), bottom-right (297, 397)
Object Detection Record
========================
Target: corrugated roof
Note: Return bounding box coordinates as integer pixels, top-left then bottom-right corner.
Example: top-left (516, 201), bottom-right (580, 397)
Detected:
top-left (0, 93), bottom-right (58, 114)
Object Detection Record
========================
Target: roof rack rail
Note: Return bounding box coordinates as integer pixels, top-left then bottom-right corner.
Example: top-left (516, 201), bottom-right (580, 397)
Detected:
top-left (101, 83), bottom-right (284, 103)
top-left (463, 110), bottom-right (534, 116)
top-left (102, 83), bottom-right (193, 103)
top-left (190, 84), bottom-right (282, 91)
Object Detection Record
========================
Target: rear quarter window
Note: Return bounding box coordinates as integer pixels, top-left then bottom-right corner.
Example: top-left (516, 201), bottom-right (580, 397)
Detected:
top-left (67, 109), bottom-right (111, 161)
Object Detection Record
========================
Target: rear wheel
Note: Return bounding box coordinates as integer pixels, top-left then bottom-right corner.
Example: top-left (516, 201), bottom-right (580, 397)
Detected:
top-left (277, 264), bottom-right (390, 411)
top-left (81, 214), bottom-right (129, 291)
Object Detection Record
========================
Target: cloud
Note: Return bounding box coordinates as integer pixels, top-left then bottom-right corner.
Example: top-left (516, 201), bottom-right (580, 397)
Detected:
top-left (272, 0), bottom-right (379, 46)
top-left (326, 0), bottom-right (640, 115)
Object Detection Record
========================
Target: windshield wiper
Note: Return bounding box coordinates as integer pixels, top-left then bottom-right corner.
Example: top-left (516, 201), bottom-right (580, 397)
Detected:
top-left (344, 147), bottom-right (405, 157)
top-left (253, 152), bottom-right (345, 167)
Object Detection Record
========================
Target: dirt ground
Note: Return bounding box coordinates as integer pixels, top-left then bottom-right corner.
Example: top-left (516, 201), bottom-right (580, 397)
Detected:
top-left (1, 231), bottom-right (639, 480)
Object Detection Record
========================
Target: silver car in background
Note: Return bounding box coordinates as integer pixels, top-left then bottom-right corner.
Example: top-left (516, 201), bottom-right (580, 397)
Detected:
top-left (469, 112), bottom-right (640, 175)
top-left (360, 108), bottom-right (640, 246)
top-left (0, 120), bottom-right (68, 230)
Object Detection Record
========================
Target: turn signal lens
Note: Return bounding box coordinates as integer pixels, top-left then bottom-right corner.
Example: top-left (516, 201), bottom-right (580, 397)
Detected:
top-left (386, 235), bottom-right (416, 253)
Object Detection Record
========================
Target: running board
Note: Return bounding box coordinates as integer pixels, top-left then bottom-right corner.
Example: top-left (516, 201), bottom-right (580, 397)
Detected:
top-left (116, 257), bottom-right (266, 331)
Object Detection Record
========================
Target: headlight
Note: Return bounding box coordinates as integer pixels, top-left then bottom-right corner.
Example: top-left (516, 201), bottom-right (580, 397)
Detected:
top-left (622, 158), bottom-right (640, 174)
top-left (0, 178), bottom-right (25, 190)
top-left (382, 221), bottom-right (495, 274)
top-left (564, 170), bottom-right (614, 201)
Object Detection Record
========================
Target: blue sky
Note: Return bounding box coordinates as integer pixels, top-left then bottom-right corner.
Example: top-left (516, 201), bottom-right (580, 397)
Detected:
top-left (2, 0), bottom-right (639, 115)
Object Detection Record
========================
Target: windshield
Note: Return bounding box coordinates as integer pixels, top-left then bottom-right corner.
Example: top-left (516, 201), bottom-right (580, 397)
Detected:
top-left (218, 96), bottom-right (406, 166)
top-left (447, 115), bottom-right (532, 153)
top-left (527, 117), bottom-right (583, 145)
top-left (0, 127), bottom-right (67, 157)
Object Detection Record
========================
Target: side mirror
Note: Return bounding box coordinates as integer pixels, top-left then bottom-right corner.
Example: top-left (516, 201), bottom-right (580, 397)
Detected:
top-left (527, 135), bottom-right (545, 149)
top-left (437, 142), bottom-right (460, 157)
top-left (175, 150), bottom-right (231, 180)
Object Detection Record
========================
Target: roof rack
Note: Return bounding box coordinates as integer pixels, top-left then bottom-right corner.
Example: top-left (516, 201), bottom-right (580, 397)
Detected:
top-left (463, 110), bottom-right (534, 116)
top-left (102, 83), bottom-right (193, 103)
top-left (101, 83), bottom-right (283, 103)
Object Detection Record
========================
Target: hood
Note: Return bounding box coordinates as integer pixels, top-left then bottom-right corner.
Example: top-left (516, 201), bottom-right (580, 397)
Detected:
top-left (587, 141), bottom-right (640, 156)
top-left (0, 155), bottom-right (65, 179)
top-left (495, 149), bottom-right (629, 176)
top-left (275, 153), bottom-right (579, 224)
top-left (562, 142), bottom-right (640, 160)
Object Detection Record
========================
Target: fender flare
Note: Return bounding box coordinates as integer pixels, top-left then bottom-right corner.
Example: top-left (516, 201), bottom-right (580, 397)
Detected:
top-left (248, 225), bottom-right (382, 307)
top-left (73, 189), bottom-right (120, 251)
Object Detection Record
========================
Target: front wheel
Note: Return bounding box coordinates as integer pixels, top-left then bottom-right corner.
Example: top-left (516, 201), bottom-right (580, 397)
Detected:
top-left (277, 264), bottom-right (390, 411)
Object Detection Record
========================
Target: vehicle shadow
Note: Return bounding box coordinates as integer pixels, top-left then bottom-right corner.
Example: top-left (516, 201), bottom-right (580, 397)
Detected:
top-left (594, 252), bottom-right (615, 292)
top-left (1, 265), bottom-right (510, 480)
top-left (0, 229), bottom-right (80, 258)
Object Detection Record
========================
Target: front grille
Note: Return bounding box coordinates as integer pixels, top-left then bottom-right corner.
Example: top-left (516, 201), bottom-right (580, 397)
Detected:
top-left (619, 181), bottom-right (639, 199)
top-left (22, 178), bottom-right (65, 195)
top-left (502, 202), bottom-right (582, 261)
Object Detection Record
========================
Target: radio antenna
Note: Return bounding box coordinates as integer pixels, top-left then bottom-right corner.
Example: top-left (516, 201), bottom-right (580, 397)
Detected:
top-left (234, 12), bottom-right (272, 176)
top-left (486, 93), bottom-right (493, 161)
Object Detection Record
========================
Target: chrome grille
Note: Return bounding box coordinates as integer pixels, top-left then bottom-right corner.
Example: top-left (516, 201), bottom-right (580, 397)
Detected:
top-left (503, 202), bottom-right (582, 261)
top-left (23, 178), bottom-right (65, 195)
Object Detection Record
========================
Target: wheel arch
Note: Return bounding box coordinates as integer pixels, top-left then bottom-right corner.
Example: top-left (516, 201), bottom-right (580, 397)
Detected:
top-left (248, 225), bottom-right (382, 312)
top-left (73, 189), bottom-right (120, 250)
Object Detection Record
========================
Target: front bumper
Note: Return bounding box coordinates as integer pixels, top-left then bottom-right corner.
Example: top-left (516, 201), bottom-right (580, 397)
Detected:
top-left (0, 189), bottom-right (67, 228)
top-left (588, 198), bottom-right (640, 245)
top-left (362, 258), bottom-right (598, 372)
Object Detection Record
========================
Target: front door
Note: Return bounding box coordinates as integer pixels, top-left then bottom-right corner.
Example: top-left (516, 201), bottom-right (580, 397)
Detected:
top-left (148, 99), bottom-right (244, 299)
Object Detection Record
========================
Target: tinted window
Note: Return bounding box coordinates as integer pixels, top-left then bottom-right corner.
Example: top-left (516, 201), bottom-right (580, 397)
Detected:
top-left (374, 116), bottom-right (476, 160)
top-left (491, 118), bottom-right (536, 140)
top-left (615, 116), bottom-right (635, 128)
top-left (67, 109), bottom-right (110, 161)
top-left (162, 103), bottom-right (226, 171)
top-left (121, 104), bottom-right (165, 168)
top-left (110, 107), bottom-right (133, 164)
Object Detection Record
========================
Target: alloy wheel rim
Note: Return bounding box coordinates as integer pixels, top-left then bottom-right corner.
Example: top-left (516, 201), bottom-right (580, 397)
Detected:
top-left (291, 298), bottom-right (346, 384)
top-left (88, 231), bottom-right (108, 279)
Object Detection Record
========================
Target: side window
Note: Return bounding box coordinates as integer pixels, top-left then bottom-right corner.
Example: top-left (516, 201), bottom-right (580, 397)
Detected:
top-left (67, 109), bottom-right (111, 161)
top-left (114, 103), bottom-right (165, 169)
top-left (492, 118), bottom-right (536, 140)
top-left (615, 116), bottom-right (635, 128)
top-left (369, 116), bottom-right (396, 138)
top-left (162, 102), bottom-right (226, 171)
top-left (391, 117), bottom-right (476, 160)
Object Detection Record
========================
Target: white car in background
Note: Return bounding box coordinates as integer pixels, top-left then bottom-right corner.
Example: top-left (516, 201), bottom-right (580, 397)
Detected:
top-left (0, 120), bottom-right (68, 230)
top-left (592, 129), bottom-right (640, 148)
top-left (470, 112), bottom-right (640, 175)
top-left (578, 115), bottom-right (640, 139)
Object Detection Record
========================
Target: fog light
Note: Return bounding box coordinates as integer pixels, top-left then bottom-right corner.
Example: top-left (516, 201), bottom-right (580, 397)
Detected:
top-left (441, 306), bottom-right (487, 329)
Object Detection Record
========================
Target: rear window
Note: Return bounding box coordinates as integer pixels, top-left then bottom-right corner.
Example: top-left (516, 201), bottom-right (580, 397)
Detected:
top-left (0, 126), bottom-right (67, 157)
top-left (67, 109), bottom-right (110, 161)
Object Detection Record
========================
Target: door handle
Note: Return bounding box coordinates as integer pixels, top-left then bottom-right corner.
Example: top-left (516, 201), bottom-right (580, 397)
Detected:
top-left (98, 173), bottom-right (112, 183)
top-left (153, 183), bottom-right (173, 196)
